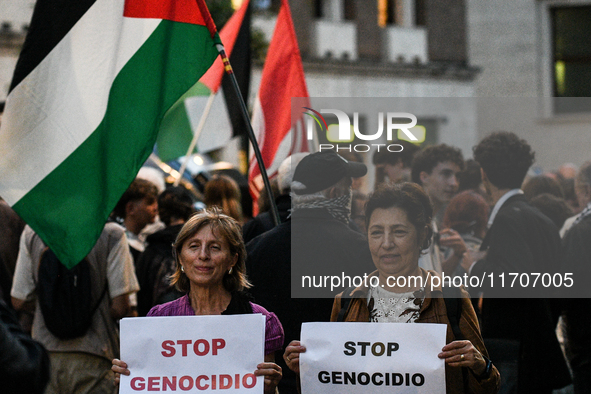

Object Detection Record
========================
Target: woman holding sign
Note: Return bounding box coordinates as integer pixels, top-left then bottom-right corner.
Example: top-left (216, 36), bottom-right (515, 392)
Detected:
top-left (284, 183), bottom-right (500, 393)
top-left (113, 208), bottom-right (284, 393)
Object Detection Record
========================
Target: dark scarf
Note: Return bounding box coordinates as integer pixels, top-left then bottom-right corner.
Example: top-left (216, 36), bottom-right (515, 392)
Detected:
top-left (573, 201), bottom-right (591, 226)
top-left (291, 192), bottom-right (352, 224)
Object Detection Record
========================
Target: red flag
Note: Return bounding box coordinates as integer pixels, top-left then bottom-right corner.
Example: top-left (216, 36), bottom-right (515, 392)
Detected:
top-left (248, 0), bottom-right (311, 209)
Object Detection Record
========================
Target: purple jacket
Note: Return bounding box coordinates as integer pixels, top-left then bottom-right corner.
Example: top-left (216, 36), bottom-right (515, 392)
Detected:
top-left (148, 294), bottom-right (284, 355)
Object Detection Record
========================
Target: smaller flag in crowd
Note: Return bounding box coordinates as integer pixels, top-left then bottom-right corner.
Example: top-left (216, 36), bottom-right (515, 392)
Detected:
top-left (156, 0), bottom-right (251, 161)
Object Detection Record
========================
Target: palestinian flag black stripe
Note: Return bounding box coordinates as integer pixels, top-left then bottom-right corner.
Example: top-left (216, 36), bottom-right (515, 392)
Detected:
top-left (10, 0), bottom-right (97, 91)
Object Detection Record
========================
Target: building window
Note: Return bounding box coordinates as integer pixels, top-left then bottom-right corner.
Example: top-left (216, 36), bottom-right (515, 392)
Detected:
top-left (314, 0), bottom-right (323, 18)
top-left (382, 116), bottom-right (438, 146)
top-left (344, 0), bottom-right (355, 21)
top-left (415, 0), bottom-right (426, 26)
top-left (378, 0), bottom-right (397, 27)
top-left (552, 6), bottom-right (591, 113)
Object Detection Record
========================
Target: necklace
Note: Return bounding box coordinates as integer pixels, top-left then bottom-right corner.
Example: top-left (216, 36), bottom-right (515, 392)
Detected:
top-left (368, 285), bottom-right (425, 323)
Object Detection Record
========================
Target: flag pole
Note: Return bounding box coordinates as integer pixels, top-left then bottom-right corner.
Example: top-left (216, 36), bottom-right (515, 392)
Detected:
top-left (174, 91), bottom-right (216, 186)
top-left (194, 0), bottom-right (280, 227)
top-left (216, 44), bottom-right (281, 226)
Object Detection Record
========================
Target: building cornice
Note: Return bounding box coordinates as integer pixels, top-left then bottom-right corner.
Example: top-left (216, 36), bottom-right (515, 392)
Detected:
top-left (299, 57), bottom-right (480, 82)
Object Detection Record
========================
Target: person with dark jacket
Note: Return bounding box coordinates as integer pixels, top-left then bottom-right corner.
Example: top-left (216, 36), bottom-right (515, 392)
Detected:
top-left (135, 186), bottom-right (195, 316)
top-left (471, 131), bottom-right (570, 393)
top-left (561, 160), bottom-right (591, 394)
top-left (246, 151), bottom-right (374, 394)
top-left (0, 299), bottom-right (49, 394)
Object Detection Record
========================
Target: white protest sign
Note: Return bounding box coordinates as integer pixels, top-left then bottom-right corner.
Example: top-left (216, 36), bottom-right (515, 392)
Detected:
top-left (300, 322), bottom-right (446, 394)
top-left (119, 314), bottom-right (266, 393)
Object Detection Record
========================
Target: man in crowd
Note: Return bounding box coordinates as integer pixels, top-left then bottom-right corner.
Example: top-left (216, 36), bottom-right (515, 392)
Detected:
top-left (561, 160), bottom-right (591, 393)
top-left (111, 178), bottom-right (159, 261)
top-left (11, 223), bottom-right (139, 394)
top-left (134, 186), bottom-right (194, 316)
top-left (246, 150), bottom-right (373, 394)
top-left (411, 144), bottom-right (468, 273)
top-left (471, 131), bottom-right (570, 393)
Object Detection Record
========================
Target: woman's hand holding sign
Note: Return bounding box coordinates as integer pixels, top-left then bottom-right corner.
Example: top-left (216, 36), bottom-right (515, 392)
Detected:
top-left (285, 338), bottom-right (488, 378)
top-left (256, 354), bottom-right (283, 394)
top-left (112, 358), bottom-right (128, 385)
top-left (283, 340), bottom-right (306, 375)
top-left (438, 340), bottom-right (487, 376)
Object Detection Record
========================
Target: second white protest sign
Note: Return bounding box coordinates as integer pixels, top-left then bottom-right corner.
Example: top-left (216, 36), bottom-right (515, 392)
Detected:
top-left (300, 322), bottom-right (446, 394)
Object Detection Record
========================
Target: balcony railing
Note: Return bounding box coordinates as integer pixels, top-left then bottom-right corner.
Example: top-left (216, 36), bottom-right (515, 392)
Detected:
top-left (383, 26), bottom-right (428, 64)
top-left (313, 20), bottom-right (357, 61)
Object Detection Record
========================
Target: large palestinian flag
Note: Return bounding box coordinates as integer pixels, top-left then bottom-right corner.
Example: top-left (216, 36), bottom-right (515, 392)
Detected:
top-left (0, 0), bottom-right (220, 268)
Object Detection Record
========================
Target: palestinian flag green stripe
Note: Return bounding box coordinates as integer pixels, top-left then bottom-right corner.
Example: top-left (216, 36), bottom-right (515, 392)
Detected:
top-left (12, 21), bottom-right (219, 268)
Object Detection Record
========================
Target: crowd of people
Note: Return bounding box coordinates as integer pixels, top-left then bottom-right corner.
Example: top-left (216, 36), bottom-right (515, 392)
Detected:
top-left (1, 130), bottom-right (589, 394)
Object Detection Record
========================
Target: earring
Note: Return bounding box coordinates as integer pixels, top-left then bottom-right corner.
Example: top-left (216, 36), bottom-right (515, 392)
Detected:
top-left (228, 267), bottom-right (233, 275)
top-left (181, 265), bottom-right (185, 272)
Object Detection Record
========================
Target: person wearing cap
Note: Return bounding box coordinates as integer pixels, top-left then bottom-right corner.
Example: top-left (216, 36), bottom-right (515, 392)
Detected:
top-left (245, 151), bottom-right (374, 394)
top-left (289, 151), bottom-right (374, 294)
